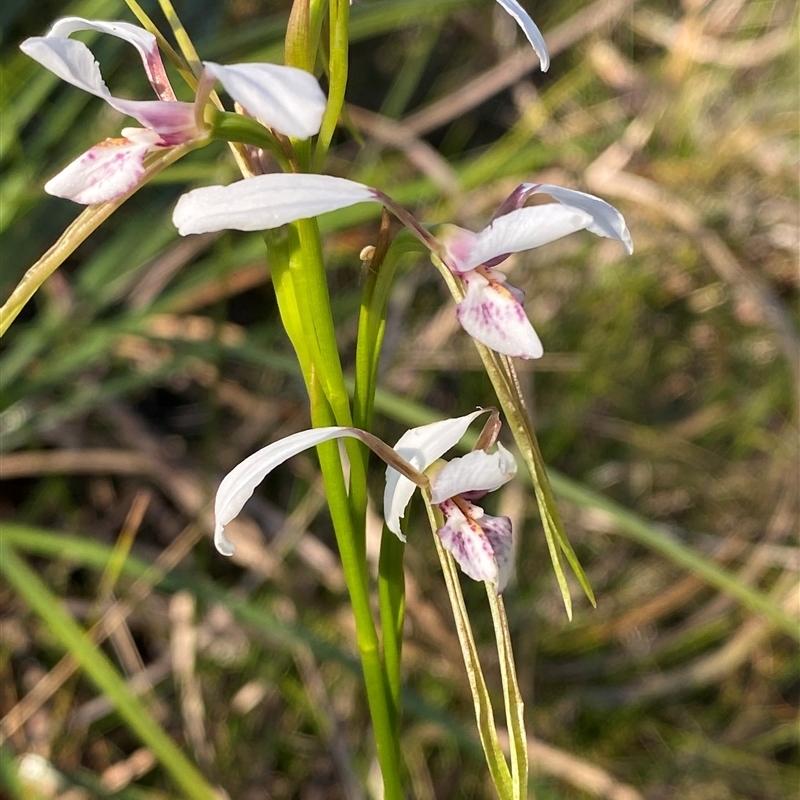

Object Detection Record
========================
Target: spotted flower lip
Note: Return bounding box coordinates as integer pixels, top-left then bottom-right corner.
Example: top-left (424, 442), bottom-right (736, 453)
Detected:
top-left (21, 16), bottom-right (327, 204)
top-left (211, 410), bottom-right (515, 590)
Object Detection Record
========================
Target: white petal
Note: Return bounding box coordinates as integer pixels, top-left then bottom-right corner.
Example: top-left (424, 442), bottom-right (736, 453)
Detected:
top-left (383, 409), bottom-right (488, 537)
top-left (19, 36), bottom-right (192, 135)
top-left (475, 510), bottom-right (514, 592)
top-left (172, 174), bottom-right (377, 235)
top-left (448, 204), bottom-right (593, 272)
top-left (436, 499), bottom-right (498, 584)
top-left (45, 138), bottom-right (154, 204)
top-left (494, 0), bottom-right (550, 71)
top-left (526, 184), bottom-right (633, 254)
top-left (203, 62), bottom-right (326, 139)
top-left (429, 444), bottom-right (517, 504)
top-left (47, 17), bottom-right (156, 54)
top-left (214, 427), bottom-right (364, 555)
top-left (45, 17), bottom-right (175, 100)
top-left (107, 98), bottom-right (197, 139)
top-left (455, 271), bottom-right (543, 358)
top-left (20, 36), bottom-right (110, 99)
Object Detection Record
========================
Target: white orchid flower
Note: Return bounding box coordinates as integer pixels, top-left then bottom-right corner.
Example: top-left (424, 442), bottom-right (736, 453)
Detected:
top-left (436, 183), bottom-right (634, 358)
top-left (213, 410), bottom-right (516, 590)
top-left (172, 173), bottom-right (631, 359)
top-left (20, 17), bottom-right (326, 204)
top-left (385, 411), bottom-right (518, 591)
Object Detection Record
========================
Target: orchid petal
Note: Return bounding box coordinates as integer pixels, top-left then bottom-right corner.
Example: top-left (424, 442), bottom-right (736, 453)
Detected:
top-left (20, 36), bottom-right (109, 100)
top-left (476, 509), bottom-right (514, 592)
top-left (525, 183), bottom-right (634, 254)
top-left (172, 174), bottom-right (377, 235)
top-left (384, 409), bottom-right (488, 537)
top-left (19, 36), bottom-right (194, 136)
top-left (45, 16), bottom-right (175, 99)
top-left (444, 204), bottom-right (593, 273)
top-left (203, 62), bottom-right (327, 139)
top-left (455, 271), bottom-right (544, 358)
top-left (494, 0), bottom-right (550, 71)
top-left (436, 499), bottom-right (499, 585)
top-left (105, 97), bottom-right (197, 140)
top-left (44, 136), bottom-right (156, 204)
top-left (214, 427), bottom-right (366, 555)
top-left (429, 444), bottom-right (517, 504)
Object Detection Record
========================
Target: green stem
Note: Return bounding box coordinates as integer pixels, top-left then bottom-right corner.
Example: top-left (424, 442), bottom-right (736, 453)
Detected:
top-left (289, 218), bottom-right (370, 561)
top-left (377, 527), bottom-right (406, 729)
top-left (0, 541), bottom-right (218, 800)
top-left (354, 231), bottom-right (422, 740)
top-left (424, 500), bottom-right (514, 800)
top-left (308, 386), bottom-right (405, 799)
top-left (266, 226), bottom-right (403, 797)
top-left (0, 143), bottom-right (199, 337)
top-left (313, 0), bottom-right (350, 170)
top-left (486, 590), bottom-right (528, 800)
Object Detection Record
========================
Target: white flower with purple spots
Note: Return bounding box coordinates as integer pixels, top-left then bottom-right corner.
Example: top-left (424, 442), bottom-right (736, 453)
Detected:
top-left (435, 183), bottom-right (634, 358)
top-left (21, 17), bottom-right (326, 204)
top-left (211, 409), bottom-right (516, 590)
top-left (172, 174), bottom-right (632, 359)
top-left (384, 411), bottom-right (517, 591)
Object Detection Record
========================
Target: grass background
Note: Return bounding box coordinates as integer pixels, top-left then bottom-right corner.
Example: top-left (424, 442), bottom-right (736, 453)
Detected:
top-left (1, 0), bottom-right (798, 797)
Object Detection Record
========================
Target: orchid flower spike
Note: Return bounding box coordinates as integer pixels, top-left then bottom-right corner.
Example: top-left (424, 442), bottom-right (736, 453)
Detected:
top-left (20, 17), bottom-right (326, 204)
top-left (172, 173), bottom-right (632, 359)
top-left (213, 410), bottom-right (517, 591)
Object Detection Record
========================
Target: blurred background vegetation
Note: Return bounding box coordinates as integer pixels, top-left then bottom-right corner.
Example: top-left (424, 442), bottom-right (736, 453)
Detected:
top-left (1, 0), bottom-right (798, 798)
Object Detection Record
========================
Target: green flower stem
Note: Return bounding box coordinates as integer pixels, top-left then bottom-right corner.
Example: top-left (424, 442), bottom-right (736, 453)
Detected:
top-left (0, 541), bottom-right (219, 800)
top-left (424, 499), bottom-right (514, 800)
top-left (486, 590), bottom-right (528, 800)
top-left (266, 224), bottom-right (403, 797)
top-left (156, 0), bottom-right (203, 76)
top-left (354, 232), bottom-right (425, 733)
top-left (263, 228), bottom-right (314, 365)
top-left (289, 217), bottom-right (370, 556)
top-left (0, 143), bottom-right (199, 338)
top-left (377, 527), bottom-right (406, 729)
top-left (313, 0), bottom-right (350, 170)
top-left (308, 0), bottom-right (329, 65)
top-left (354, 232), bottom-right (426, 430)
top-left (309, 387), bottom-right (405, 800)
